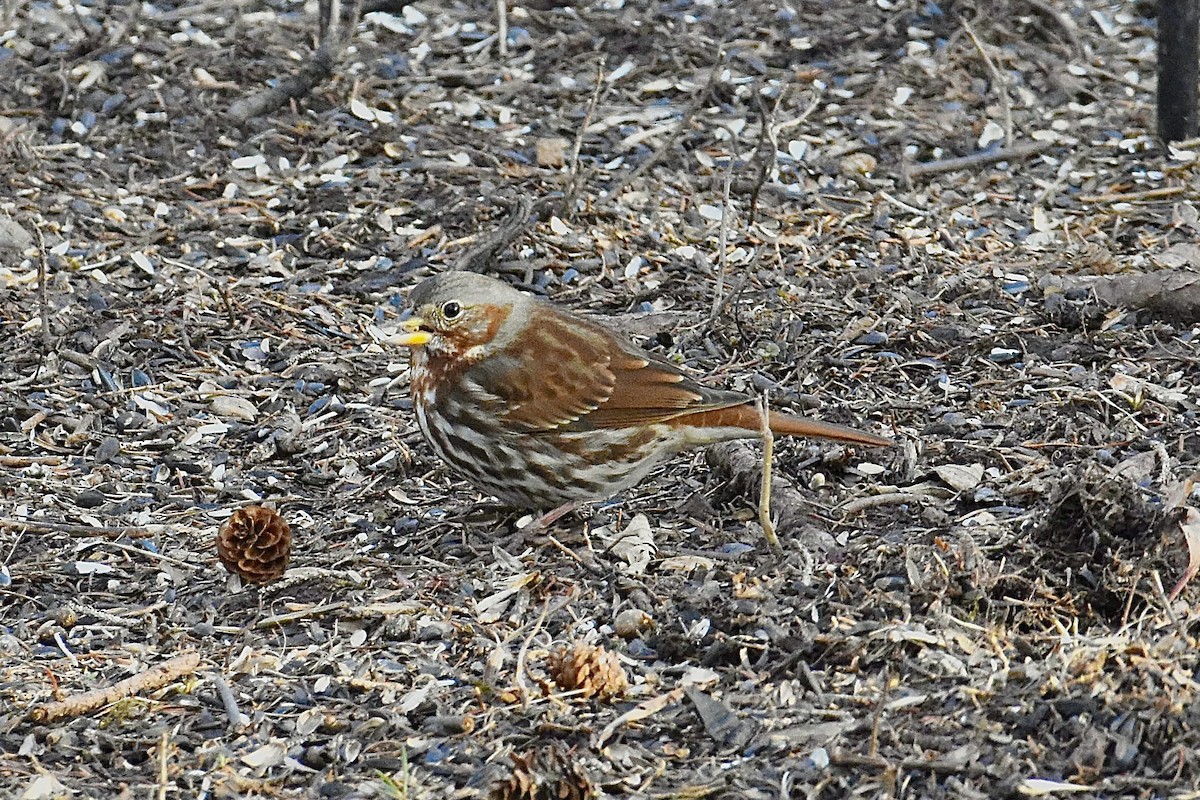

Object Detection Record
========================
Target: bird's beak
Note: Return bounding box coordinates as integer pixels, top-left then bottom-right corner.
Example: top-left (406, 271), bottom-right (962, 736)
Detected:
top-left (392, 316), bottom-right (432, 347)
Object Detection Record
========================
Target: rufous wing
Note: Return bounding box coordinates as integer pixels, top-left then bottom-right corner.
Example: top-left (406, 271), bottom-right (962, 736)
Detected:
top-left (470, 303), bottom-right (725, 431)
top-left (473, 302), bottom-right (891, 446)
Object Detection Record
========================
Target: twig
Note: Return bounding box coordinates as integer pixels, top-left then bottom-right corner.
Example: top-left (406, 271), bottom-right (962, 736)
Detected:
top-left (58, 348), bottom-right (109, 372)
top-left (672, 274), bottom-right (747, 356)
top-left (1031, 156), bottom-right (1074, 208)
top-left (28, 652), bottom-right (202, 723)
top-left (0, 517), bottom-right (164, 539)
top-left (495, 0), bottom-right (507, 57)
top-left (905, 140), bottom-right (1052, 180)
top-left (514, 598), bottom-right (551, 707)
top-left (1038, 270), bottom-right (1200, 321)
top-left (1169, 510), bottom-right (1200, 601)
top-left (707, 440), bottom-right (816, 537)
top-left (562, 58), bottom-right (606, 218)
top-left (774, 87), bottom-right (822, 135)
top-left (100, 540), bottom-right (199, 570)
top-left (1087, 63), bottom-right (1147, 91)
top-left (255, 601), bottom-right (348, 629)
top-left (63, 0), bottom-right (99, 40)
top-left (1023, 0), bottom-right (1085, 59)
top-left (594, 688), bottom-right (684, 748)
top-left (711, 140), bottom-right (736, 318)
top-left (756, 395), bottom-right (779, 550)
top-left (34, 224), bottom-right (51, 357)
top-left (962, 16), bottom-right (1012, 147)
top-left (0, 456), bottom-right (63, 467)
top-left (52, 631), bottom-right (78, 667)
top-left (1079, 186), bottom-right (1186, 204)
top-left (830, 749), bottom-right (982, 776)
top-left (747, 86), bottom-right (787, 224)
top-left (454, 194), bottom-right (561, 274)
top-left (879, 190), bottom-right (926, 216)
top-left (1170, 134), bottom-right (1200, 149)
top-left (228, 0), bottom-right (362, 122)
top-left (229, 54), bottom-right (336, 123)
top-left (156, 729), bottom-right (170, 800)
top-left (597, 59), bottom-right (722, 207)
top-left (1150, 569), bottom-right (1182, 632)
top-left (839, 492), bottom-right (923, 517)
top-left (208, 672), bottom-right (250, 731)
top-left (543, 534), bottom-right (585, 565)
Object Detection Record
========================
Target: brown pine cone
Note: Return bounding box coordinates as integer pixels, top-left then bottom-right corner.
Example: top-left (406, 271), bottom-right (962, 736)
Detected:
top-left (546, 642), bottom-right (628, 701)
top-left (215, 506), bottom-right (291, 584)
top-left (491, 744), bottom-right (594, 800)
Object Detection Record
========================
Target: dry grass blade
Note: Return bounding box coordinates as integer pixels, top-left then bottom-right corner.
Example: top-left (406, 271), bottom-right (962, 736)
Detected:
top-left (1170, 507), bottom-right (1200, 601)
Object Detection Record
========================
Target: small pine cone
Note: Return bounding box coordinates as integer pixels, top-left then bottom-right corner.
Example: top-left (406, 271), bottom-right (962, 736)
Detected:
top-left (216, 506), bottom-right (291, 584)
top-left (546, 642), bottom-right (628, 701)
top-left (491, 744), bottom-right (595, 800)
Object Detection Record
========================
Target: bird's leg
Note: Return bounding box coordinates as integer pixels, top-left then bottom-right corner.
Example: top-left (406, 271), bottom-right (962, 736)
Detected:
top-left (501, 502), bottom-right (580, 550)
top-left (529, 501), bottom-right (580, 530)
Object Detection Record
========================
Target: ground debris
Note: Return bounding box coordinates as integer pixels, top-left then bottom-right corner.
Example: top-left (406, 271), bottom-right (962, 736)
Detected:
top-left (3, 0), bottom-right (1200, 796)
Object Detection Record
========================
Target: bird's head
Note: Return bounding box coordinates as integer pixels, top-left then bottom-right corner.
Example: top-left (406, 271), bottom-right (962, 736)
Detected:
top-left (392, 272), bottom-right (529, 363)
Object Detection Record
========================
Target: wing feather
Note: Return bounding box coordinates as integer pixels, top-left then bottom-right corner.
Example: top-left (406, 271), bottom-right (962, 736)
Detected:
top-left (463, 303), bottom-right (744, 432)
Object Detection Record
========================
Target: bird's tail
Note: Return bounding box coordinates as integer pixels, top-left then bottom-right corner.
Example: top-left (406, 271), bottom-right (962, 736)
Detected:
top-left (676, 403), bottom-right (893, 447)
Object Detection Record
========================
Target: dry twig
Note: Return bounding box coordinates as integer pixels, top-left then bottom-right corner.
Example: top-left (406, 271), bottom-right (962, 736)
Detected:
top-left (596, 59), bottom-right (722, 207)
top-left (495, 0), bottom-right (507, 57)
top-left (904, 140), bottom-right (1052, 180)
top-left (756, 395), bottom-right (779, 550)
top-left (962, 17), bottom-right (1013, 148)
top-left (0, 517), bottom-right (163, 539)
top-left (454, 195), bottom-right (561, 275)
top-left (34, 223), bottom-right (50, 358)
top-left (228, 0), bottom-right (362, 121)
top-left (28, 652), bottom-right (202, 723)
top-left (561, 58), bottom-right (607, 217)
top-left (710, 140), bottom-right (736, 318)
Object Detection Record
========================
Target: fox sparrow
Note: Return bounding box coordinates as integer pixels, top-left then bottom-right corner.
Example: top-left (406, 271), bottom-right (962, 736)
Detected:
top-left (392, 272), bottom-right (891, 512)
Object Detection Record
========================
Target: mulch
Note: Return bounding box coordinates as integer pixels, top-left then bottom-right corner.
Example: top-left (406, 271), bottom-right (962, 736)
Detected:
top-left (3, 0), bottom-right (1200, 797)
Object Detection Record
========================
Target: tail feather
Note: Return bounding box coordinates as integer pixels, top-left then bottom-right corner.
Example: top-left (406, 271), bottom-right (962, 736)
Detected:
top-left (675, 403), bottom-right (892, 447)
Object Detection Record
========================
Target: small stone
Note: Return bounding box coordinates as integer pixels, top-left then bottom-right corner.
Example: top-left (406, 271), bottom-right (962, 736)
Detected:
top-left (0, 217), bottom-right (33, 259)
top-left (614, 608), bottom-right (654, 639)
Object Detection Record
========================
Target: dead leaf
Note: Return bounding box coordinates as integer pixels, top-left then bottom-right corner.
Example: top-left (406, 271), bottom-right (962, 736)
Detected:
top-left (594, 688), bottom-right (684, 748)
top-left (600, 514), bottom-right (656, 575)
top-left (241, 740), bottom-right (287, 769)
top-left (20, 774), bottom-right (70, 800)
top-left (933, 463), bottom-right (984, 492)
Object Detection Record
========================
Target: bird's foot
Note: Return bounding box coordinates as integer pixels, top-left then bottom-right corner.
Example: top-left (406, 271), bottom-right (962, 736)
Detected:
top-left (501, 502), bottom-right (581, 550)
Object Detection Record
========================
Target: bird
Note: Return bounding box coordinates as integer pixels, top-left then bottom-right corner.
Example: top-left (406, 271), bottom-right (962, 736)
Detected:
top-left (391, 271), bottom-right (892, 522)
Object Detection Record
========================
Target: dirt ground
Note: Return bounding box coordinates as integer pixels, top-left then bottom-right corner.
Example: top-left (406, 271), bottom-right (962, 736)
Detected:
top-left (4, 0), bottom-right (1200, 797)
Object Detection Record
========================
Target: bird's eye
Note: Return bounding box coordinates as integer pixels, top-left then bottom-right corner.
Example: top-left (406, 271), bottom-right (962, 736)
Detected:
top-left (441, 301), bottom-right (462, 320)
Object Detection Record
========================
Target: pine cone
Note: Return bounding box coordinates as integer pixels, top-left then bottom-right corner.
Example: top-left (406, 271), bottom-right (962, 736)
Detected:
top-left (216, 506), bottom-right (291, 584)
top-left (546, 642), bottom-right (628, 701)
top-left (491, 744), bottom-right (594, 800)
